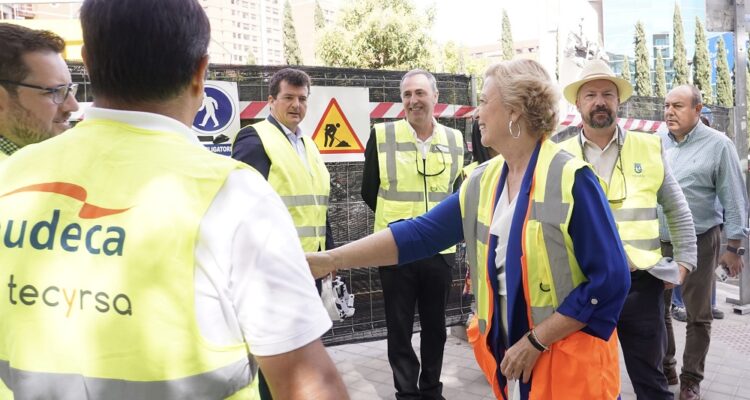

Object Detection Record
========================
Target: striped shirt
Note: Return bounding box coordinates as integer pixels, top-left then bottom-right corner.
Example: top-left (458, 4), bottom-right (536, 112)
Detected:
top-left (658, 121), bottom-right (749, 240)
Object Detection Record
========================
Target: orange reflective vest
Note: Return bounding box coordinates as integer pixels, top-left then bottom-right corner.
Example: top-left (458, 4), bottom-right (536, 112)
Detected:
top-left (459, 139), bottom-right (621, 399)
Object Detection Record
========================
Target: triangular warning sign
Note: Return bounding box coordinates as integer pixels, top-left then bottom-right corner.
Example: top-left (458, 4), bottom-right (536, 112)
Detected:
top-left (311, 98), bottom-right (364, 154)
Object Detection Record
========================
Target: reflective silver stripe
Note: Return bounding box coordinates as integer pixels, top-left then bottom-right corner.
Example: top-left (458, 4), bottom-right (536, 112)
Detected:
top-left (476, 222), bottom-right (490, 245)
top-left (377, 141), bottom-right (418, 153)
top-left (624, 238), bottom-right (660, 251)
top-left (612, 207), bottom-right (657, 221)
top-left (297, 225), bottom-right (327, 238)
top-left (378, 187), bottom-right (424, 202)
top-left (384, 122), bottom-right (398, 189)
top-left (441, 127), bottom-right (463, 186)
top-left (461, 163), bottom-right (488, 333)
top-left (428, 192), bottom-right (450, 203)
top-left (528, 151), bottom-right (576, 317)
top-left (0, 357), bottom-right (252, 400)
top-left (531, 306), bottom-right (554, 324)
top-left (280, 195), bottom-right (329, 207)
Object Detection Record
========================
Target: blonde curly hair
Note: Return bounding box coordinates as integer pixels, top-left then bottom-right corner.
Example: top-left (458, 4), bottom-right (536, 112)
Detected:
top-left (484, 59), bottom-right (560, 139)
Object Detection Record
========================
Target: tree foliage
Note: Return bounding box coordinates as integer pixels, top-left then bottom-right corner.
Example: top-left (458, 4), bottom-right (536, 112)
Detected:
top-left (621, 54), bottom-right (631, 83)
top-left (672, 4), bottom-right (689, 86)
top-left (316, 0), bottom-right (434, 70)
top-left (501, 9), bottom-right (514, 61)
top-left (655, 50), bottom-right (667, 98)
top-left (283, 0), bottom-right (303, 65)
top-left (634, 21), bottom-right (653, 96)
top-left (314, 0), bottom-right (325, 31)
top-left (715, 36), bottom-right (733, 106)
top-left (693, 17), bottom-right (713, 103)
top-left (439, 41), bottom-right (466, 74)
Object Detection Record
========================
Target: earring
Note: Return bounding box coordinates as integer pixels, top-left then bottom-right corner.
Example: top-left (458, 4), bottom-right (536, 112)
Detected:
top-left (509, 119), bottom-right (522, 139)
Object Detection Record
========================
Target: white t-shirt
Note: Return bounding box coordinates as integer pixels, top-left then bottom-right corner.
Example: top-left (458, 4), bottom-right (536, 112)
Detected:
top-left (86, 107), bottom-right (332, 357)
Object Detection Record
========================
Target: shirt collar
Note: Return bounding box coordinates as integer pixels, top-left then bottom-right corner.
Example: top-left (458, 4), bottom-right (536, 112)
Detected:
top-left (668, 120), bottom-right (701, 144)
top-left (85, 107), bottom-right (201, 146)
top-left (269, 114), bottom-right (302, 138)
top-left (0, 135), bottom-right (22, 156)
top-left (578, 125), bottom-right (624, 150)
top-left (405, 118), bottom-right (439, 143)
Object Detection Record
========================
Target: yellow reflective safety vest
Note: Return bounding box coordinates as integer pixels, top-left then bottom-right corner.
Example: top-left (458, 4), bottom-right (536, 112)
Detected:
top-left (249, 119), bottom-right (330, 252)
top-left (0, 152), bottom-right (8, 162)
top-left (459, 139), bottom-right (619, 399)
top-left (461, 161), bottom-right (479, 180)
top-left (559, 130), bottom-right (664, 270)
top-left (0, 118), bottom-right (258, 399)
top-left (373, 119), bottom-right (464, 254)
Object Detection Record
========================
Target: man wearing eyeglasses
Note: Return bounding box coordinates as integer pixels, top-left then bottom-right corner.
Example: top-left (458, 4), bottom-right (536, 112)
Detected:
top-left (559, 59), bottom-right (696, 400)
top-left (0, 24), bottom-right (79, 160)
top-left (361, 69), bottom-right (464, 400)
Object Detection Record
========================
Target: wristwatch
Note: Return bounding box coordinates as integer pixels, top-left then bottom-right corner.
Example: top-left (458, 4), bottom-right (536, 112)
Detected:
top-left (726, 245), bottom-right (746, 255)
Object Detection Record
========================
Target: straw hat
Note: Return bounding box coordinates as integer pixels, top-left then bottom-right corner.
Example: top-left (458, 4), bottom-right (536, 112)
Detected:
top-left (563, 59), bottom-right (633, 104)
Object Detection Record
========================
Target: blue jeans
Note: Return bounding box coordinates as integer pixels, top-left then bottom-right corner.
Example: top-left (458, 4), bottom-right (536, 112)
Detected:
top-left (672, 280), bottom-right (717, 307)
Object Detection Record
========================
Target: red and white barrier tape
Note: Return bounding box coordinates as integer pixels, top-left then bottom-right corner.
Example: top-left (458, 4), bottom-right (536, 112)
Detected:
top-left (71, 101), bottom-right (665, 133)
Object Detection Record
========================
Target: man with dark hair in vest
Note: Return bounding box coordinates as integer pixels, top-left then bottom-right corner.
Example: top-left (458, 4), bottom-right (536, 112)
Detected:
top-left (361, 69), bottom-right (465, 400)
top-left (0, 1), bottom-right (347, 399)
top-left (232, 67), bottom-right (335, 400)
top-left (0, 23), bottom-right (79, 160)
top-left (559, 59), bottom-right (696, 399)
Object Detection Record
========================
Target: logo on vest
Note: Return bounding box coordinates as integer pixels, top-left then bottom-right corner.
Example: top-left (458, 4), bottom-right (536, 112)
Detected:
top-left (634, 163), bottom-right (643, 174)
top-left (0, 182), bottom-right (129, 256)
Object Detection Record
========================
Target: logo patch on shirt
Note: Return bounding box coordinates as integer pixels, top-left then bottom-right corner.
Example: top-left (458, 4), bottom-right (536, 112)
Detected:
top-left (634, 163), bottom-right (643, 174)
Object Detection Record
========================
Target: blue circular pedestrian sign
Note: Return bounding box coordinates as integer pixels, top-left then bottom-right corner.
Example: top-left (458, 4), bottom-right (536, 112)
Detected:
top-left (192, 84), bottom-right (236, 134)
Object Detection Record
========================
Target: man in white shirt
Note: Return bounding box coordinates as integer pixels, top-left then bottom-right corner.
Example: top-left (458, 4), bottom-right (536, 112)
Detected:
top-left (0, 0), bottom-right (347, 399)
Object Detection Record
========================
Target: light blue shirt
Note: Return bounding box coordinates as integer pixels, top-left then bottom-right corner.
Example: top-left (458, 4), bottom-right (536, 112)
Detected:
top-left (658, 121), bottom-right (749, 240)
top-left (277, 121), bottom-right (309, 169)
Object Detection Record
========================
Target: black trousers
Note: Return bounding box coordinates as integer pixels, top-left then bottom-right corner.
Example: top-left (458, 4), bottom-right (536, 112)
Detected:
top-left (617, 270), bottom-right (673, 399)
top-left (379, 254), bottom-right (453, 400)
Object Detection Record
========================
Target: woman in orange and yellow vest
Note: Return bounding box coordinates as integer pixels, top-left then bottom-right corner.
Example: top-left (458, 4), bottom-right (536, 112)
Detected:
top-left (307, 59), bottom-right (630, 399)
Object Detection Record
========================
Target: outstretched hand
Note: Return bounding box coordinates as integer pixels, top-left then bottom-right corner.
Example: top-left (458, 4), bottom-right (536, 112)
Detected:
top-left (306, 251), bottom-right (337, 279)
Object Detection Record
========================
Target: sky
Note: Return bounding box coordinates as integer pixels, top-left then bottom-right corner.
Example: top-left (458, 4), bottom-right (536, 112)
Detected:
top-left (412, 0), bottom-right (721, 58)
top-left (412, 0), bottom-right (542, 47)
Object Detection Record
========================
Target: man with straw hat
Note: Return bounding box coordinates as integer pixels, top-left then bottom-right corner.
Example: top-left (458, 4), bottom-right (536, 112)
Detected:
top-left (559, 58), bottom-right (696, 399)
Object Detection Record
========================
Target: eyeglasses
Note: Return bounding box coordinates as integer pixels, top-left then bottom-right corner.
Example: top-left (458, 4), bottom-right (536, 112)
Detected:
top-left (415, 145), bottom-right (447, 177)
top-left (580, 137), bottom-right (628, 204)
top-left (0, 80), bottom-right (78, 105)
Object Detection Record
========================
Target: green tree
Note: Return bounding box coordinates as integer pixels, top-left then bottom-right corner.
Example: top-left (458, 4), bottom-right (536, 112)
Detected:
top-left (715, 36), bottom-right (733, 106)
top-left (621, 54), bottom-right (631, 83)
top-left (693, 17), bottom-right (713, 103)
top-left (439, 41), bottom-right (466, 73)
top-left (317, 0), bottom-right (435, 70)
top-left (634, 21), bottom-right (653, 96)
top-left (672, 3), bottom-right (689, 86)
top-left (246, 50), bottom-right (257, 65)
top-left (501, 9), bottom-right (513, 60)
top-left (314, 0), bottom-right (325, 31)
top-left (654, 50), bottom-right (667, 97)
top-left (283, 0), bottom-right (303, 65)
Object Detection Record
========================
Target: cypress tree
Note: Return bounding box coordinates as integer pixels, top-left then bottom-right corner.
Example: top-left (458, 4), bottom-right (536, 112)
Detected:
top-left (501, 9), bottom-right (514, 60)
top-left (314, 0), bottom-right (325, 31)
top-left (634, 21), bottom-right (653, 96)
top-left (715, 36), bottom-right (733, 106)
top-left (622, 54), bottom-right (632, 83)
top-left (672, 4), bottom-right (689, 85)
top-left (655, 50), bottom-right (667, 97)
top-left (283, 0), bottom-right (303, 65)
top-left (693, 17), bottom-right (713, 103)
